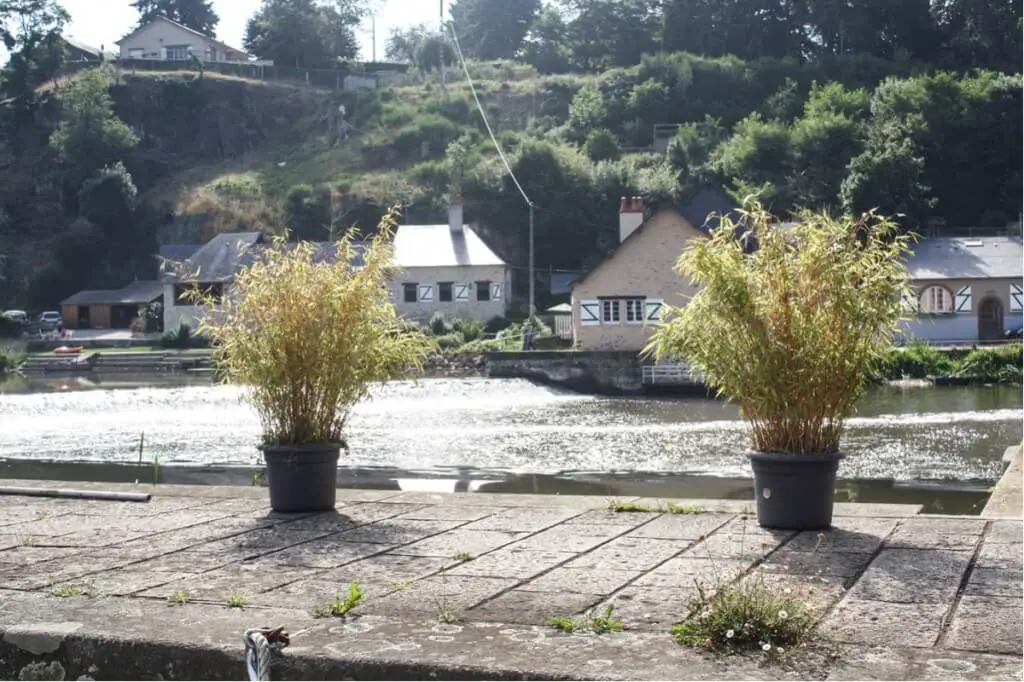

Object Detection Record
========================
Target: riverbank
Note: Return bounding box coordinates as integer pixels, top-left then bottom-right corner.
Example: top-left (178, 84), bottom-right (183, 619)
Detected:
top-left (0, 480), bottom-right (1019, 681)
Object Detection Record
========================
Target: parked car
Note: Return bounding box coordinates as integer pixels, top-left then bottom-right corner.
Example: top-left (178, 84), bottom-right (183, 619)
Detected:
top-left (2, 310), bottom-right (27, 324)
top-left (38, 311), bottom-right (61, 331)
top-left (1006, 327), bottom-right (1023, 340)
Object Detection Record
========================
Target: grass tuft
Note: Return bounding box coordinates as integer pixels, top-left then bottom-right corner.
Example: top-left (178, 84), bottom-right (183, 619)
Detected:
top-left (546, 604), bottom-right (624, 634)
top-left (451, 551), bottom-right (476, 562)
top-left (168, 590), bottom-right (192, 605)
top-left (226, 593), bottom-right (249, 608)
top-left (313, 583), bottom-right (366, 618)
top-left (670, 570), bottom-right (815, 656)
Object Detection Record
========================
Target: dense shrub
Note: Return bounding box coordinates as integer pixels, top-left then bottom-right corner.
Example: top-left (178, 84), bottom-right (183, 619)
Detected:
top-left (0, 316), bottom-right (23, 338)
top-left (584, 128), bottom-right (620, 162)
top-left (161, 323), bottom-right (193, 349)
top-left (879, 342), bottom-right (956, 379)
top-left (392, 114), bottom-right (465, 159)
top-left (434, 332), bottom-right (464, 350)
top-left (428, 312), bottom-right (452, 336)
top-left (453, 319), bottom-right (483, 343)
top-left (955, 344), bottom-right (1023, 384)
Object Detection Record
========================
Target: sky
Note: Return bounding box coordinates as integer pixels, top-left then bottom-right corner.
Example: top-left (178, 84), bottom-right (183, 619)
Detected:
top-left (58, 0), bottom-right (445, 61)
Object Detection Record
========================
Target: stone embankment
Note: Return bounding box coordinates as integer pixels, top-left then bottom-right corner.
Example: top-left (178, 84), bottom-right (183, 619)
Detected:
top-left (0, 479), bottom-right (1019, 680)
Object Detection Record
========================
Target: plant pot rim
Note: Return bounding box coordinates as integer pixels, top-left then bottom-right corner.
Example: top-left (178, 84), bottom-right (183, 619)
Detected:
top-left (259, 441), bottom-right (348, 453)
top-left (748, 451), bottom-right (845, 463)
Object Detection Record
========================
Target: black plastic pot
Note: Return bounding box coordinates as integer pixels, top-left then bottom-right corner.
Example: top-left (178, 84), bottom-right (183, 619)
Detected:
top-left (260, 443), bottom-right (341, 513)
top-left (748, 451), bottom-right (845, 530)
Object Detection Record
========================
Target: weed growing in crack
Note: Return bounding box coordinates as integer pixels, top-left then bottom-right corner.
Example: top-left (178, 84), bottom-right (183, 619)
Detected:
top-left (606, 499), bottom-right (703, 515)
top-left (50, 583), bottom-right (86, 598)
top-left (313, 583), bottom-right (365, 618)
top-left (16, 534), bottom-right (38, 547)
top-left (671, 569), bottom-right (815, 656)
top-left (432, 594), bottom-right (459, 624)
top-left (546, 604), bottom-right (624, 634)
top-left (385, 579), bottom-right (415, 591)
top-left (226, 593), bottom-right (249, 608)
top-left (168, 590), bottom-right (192, 605)
top-left (451, 551), bottom-right (476, 562)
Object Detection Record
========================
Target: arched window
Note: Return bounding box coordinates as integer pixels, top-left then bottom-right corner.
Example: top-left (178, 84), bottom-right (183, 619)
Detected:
top-left (919, 285), bottom-right (954, 314)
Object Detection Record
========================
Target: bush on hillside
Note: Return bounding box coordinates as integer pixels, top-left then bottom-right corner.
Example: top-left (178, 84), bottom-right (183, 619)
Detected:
top-left (585, 128), bottom-right (620, 162)
top-left (392, 114), bottom-right (465, 159)
top-left (454, 319), bottom-right (483, 343)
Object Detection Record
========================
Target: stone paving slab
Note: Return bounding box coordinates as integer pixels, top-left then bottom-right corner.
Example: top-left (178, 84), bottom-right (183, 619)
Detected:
top-left (0, 481), bottom-right (1019, 681)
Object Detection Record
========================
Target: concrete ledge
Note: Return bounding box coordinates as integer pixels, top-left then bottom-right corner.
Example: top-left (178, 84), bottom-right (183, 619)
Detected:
top-left (982, 445), bottom-right (1023, 518)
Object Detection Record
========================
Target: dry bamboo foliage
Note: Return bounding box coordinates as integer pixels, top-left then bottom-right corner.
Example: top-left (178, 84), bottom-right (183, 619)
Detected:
top-left (646, 198), bottom-right (914, 454)
top-left (187, 209), bottom-right (430, 447)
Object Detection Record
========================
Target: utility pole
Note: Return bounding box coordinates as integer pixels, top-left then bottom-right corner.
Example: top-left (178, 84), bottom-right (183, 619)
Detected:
top-left (528, 203), bottom-right (535, 324)
top-left (371, 14), bottom-right (376, 62)
top-left (438, 0), bottom-right (445, 86)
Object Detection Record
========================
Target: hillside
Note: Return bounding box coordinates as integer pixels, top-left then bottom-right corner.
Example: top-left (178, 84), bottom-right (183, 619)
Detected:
top-left (0, 51), bottom-right (1020, 313)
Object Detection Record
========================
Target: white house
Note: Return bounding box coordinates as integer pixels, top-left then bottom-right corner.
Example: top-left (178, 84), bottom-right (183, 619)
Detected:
top-left (161, 206), bottom-right (512, 333)
top-left (391, 205), bottom-right (512, 324)
top-left (116, 16), bottom-right (249, 62)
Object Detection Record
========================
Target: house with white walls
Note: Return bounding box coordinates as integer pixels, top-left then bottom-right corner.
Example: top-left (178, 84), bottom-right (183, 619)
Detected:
top-left (116, 16), bottom-right (249, 62)
top-left (391, 205), bottom-right (512, 324)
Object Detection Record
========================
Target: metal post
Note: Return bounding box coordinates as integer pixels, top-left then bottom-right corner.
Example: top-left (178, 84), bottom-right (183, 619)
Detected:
top-left (438, 0), bottom-right (445, 85)
top-left (372, 15), bottom-right (376, 63)
top-left (528, 202), bottom-right (535, 324)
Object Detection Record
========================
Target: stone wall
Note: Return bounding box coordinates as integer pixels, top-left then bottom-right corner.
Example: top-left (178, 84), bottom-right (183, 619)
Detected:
top-left (485, 350), bottom-right (646, 394)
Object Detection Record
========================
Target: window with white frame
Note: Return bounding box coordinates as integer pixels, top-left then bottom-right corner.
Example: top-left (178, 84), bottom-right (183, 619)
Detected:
top-left (128, 48), bottom-right (144, 59)
top-left (165, 45), bottom-right (191, 60)
top-left (624, 298), bottom-right (645, 323)
top-left (601, 299), bottom-right (620, 323)
top-left (919, 285), bottom-right (954, 314)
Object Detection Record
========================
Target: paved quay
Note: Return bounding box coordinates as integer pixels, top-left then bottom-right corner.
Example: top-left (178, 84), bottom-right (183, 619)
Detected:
top-left (0, 480), bottom-right (1020, 681)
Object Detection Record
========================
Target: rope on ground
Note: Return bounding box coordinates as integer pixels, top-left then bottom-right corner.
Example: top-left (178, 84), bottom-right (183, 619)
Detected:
top-left (244, 626), bottom-right (290, 682)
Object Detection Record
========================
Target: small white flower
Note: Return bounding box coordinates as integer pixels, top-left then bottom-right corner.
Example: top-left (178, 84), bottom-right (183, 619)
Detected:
top-left (778, 610), bottom-right (789, 620)
top-left (776, 647), bottom-right (784, 654)
top-left (762, 643), bottom-right (772, 652)
top-left (726, 629), bottom-right (735, 639)
top-left (783, 587), bottom-right (792, 594)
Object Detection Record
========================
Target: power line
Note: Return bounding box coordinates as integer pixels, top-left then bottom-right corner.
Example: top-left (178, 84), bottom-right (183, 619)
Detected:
top-left (447, 20), bottom-right (537, 322)
top-left (447, 24), bottom-right (532, 208)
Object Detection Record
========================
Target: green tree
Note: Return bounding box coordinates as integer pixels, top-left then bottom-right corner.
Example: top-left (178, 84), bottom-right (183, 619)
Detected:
top-left (0, 0), bottom-right (69, 125)
top-left (384, 23), bottom-right (430, 63)
top-left (520, 3), bottom-right (571, 73)
top-left (710, 113), bottom-right (795, 212)
top-left (131, 0), bottom-right (219, 36)
top-left (567, 82), bottom-right (606, 131)
top-left (561, 0), bottom-right (659, 70)
top-left (244, 0), bottom-right (365, 69)
top-left (932, 0), bottom-right (1023, 72)
top-left (449, 0), bottom-right (540, 60)
top-left (49, 68), bottom-right (139, 177)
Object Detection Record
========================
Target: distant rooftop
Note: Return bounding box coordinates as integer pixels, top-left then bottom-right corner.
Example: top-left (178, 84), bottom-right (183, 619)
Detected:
top-left (906, 236), bottom-right (1023, 281)
top-left (61, 280), bottom-right (164, 306)
top-left (394, 224), bottom-right (504, 268)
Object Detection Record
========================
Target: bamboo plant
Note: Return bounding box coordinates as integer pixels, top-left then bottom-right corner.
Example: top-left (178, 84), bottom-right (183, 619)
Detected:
top-left (645, 198), bottom-right (915, 454)
top-left (187, 210), bottom-right (429, 447)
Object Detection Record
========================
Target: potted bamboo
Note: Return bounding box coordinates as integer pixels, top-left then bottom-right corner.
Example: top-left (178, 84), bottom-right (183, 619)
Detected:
top-left (646, 199), bottom-right (913, 530)
top-left (190, 212), bottom-right (429, 512)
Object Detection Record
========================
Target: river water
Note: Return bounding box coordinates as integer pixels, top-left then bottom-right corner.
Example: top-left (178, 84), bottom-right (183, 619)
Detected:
top-left (0, 376), bottom-right (1019, 484)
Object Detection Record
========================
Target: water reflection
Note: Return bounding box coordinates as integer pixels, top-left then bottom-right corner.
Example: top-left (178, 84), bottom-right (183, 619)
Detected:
top-left (0, 375), bottom-right (1019, 482)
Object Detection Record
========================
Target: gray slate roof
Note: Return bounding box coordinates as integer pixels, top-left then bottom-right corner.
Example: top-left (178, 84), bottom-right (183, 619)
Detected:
top-left (906, 236), bottom-right (1023, 281)
top-left (394, 224), bottom-right (504, 268)
top-left (61, 280), bottom-right (164, 306)
top-left (167, 232), bottom-right (263, 283)
top-left (678, 186), bottom-right (743, 232)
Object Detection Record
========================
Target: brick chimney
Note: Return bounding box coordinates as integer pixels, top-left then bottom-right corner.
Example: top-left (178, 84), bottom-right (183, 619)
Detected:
top-left (619, 195), bottom-right (644, 242)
